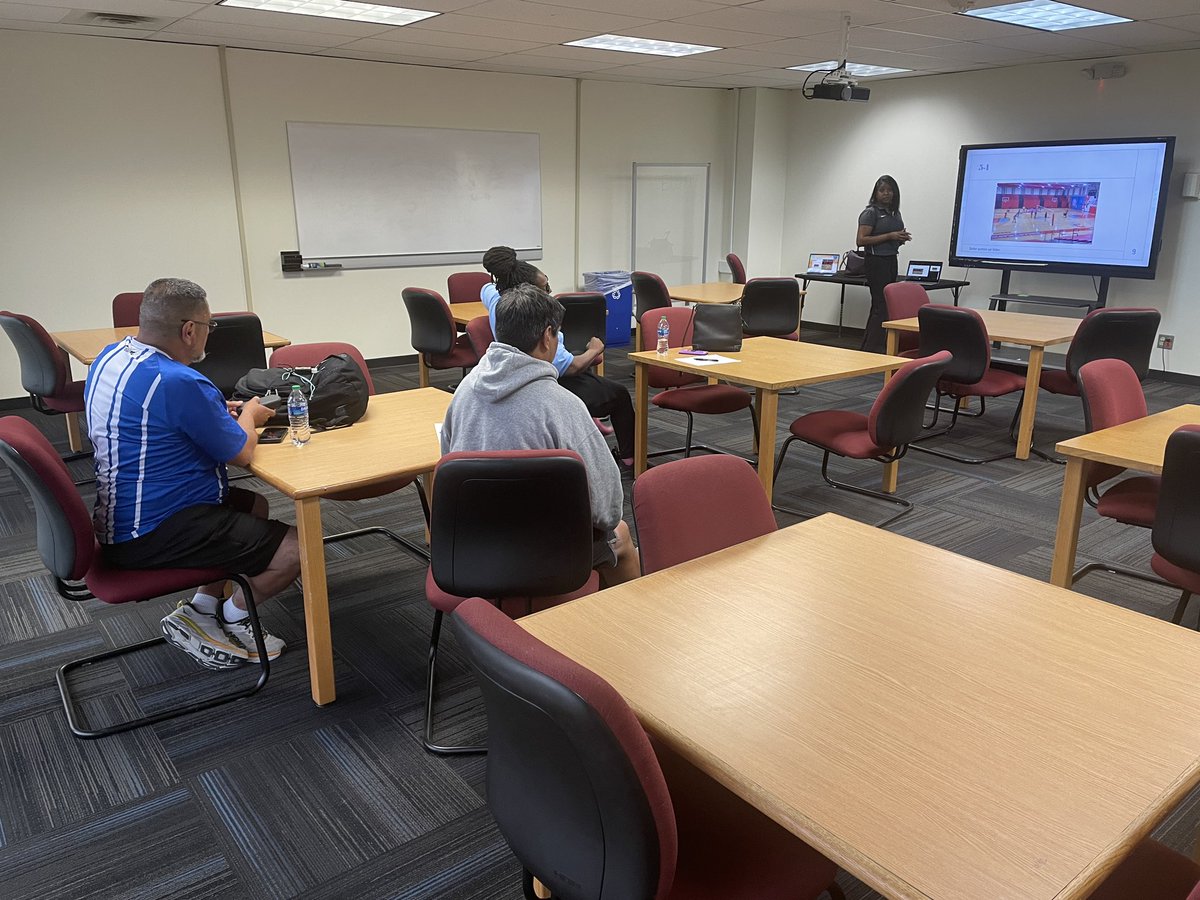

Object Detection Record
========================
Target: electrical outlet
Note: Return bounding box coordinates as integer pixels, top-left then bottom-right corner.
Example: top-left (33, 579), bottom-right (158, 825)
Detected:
top-left (1157, 334), bottom-right (1175, 350)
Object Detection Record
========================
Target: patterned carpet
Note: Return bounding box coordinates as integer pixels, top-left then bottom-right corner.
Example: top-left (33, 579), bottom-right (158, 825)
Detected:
top-left (0, 327), bottom-right (1196, 899)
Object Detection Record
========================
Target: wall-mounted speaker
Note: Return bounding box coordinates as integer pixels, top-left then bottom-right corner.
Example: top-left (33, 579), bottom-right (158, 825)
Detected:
top-left (1183, 173), bottom-right (1200, 200)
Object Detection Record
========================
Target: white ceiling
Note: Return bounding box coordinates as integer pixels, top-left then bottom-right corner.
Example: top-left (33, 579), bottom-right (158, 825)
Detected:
top-left (3, 0), bottom-right (1199, 87)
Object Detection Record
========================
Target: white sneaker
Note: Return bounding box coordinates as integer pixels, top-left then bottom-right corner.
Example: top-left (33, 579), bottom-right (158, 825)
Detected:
top-left (161, 601), bottom-right (248, 670)
top-left (220, 612), bottom-right (286, 664)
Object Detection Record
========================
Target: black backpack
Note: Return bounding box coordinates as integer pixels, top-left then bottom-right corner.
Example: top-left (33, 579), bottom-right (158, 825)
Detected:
top-left (232, 353), bottom-right (369, 430)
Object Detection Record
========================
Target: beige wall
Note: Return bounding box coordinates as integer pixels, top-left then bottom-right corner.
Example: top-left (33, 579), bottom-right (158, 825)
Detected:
top-left (782, 49), bottom-right (1200, 375)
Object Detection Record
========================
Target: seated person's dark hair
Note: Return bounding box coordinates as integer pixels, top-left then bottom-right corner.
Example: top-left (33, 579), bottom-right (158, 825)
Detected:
top-left (495, 283), bottom-right (564, 353)
top-left (482, 245), bottom-right (541, 292)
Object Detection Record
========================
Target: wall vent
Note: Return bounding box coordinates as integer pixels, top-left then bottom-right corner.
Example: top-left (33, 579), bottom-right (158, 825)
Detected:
top-left (64, 11), bottom-right (168, 28)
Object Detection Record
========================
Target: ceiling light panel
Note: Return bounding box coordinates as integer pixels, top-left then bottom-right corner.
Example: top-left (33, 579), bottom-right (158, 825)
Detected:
top-left (564, 34), bottom-right (720, 57)
top-left (787, 60), bottom-right (910, 76)
top-left (218, 0), bottom-right (439, 27)
top-left (961, 1), bottom-right (1131, 32)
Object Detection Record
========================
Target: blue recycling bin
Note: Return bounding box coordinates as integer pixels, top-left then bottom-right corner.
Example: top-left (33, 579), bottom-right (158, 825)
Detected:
top-left (583, 271), bottom-right (633, 347)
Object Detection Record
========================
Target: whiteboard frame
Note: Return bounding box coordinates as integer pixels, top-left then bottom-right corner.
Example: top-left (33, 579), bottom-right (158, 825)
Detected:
top-left (630, 162), bottom-right (711, 284)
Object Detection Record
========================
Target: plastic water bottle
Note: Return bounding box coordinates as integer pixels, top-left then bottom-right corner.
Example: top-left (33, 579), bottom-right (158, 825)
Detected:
top-left (656, 316), bottom-right (670, 356)
top-left (288, 386), bottom-right (310, 447)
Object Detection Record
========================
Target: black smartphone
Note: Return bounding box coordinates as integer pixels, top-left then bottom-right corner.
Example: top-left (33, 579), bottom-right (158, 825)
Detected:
top-left (258, 426), bottom-right (290, 444)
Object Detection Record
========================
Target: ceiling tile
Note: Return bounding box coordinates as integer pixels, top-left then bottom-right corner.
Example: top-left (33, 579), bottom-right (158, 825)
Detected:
top-left (927, 40), bottom-right (1051, 62)
top-left (335, 36), bottom-right (498, 58)
top-left (877, 12), bottom-right (1024, 42)
top-left (850, 25), bottom-right (958, 52)
top-left (189, 5), bottom-right (395, 37)
top-left (153, 30), bottom-right (315, 50)
top-left (354, 25), bottom-right (543, 50)
top-left (697, 46), bottom-right (824, 67)
top-left (532, 0), bottom-right (725, 19)
top-left (161, 18), bottom-right (344, 47)
top-left (406, 11), bottom-right (587, 43)
top-left (484, 51), bottom-right (624, 71)
top-left (610, 56), bottom-right (760, 75)
top-left (1081, 19), bottom-right (1200, 48)
top-left (1085, 0), bottom-right (1200, 18)
top-left (674, 6), bottom-right (842, 37)
top-left (744, 34), bottom-right (854, 57)
top-left (0, 2), bottom-right (69, 23)
top-left (986, 30), bottom-right (1124, 57)
top-left (745, 0), bottom-right (944, 28)
top-left (451, 0), bottom-right (655, 33)
top-left (1154, 14), bottom-right (1200, 34)
top-left (619, 21), bottom-right (773, 47)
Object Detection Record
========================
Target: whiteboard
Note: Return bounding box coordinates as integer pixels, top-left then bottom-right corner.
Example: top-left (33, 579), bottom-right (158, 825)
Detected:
top-left (286, 122), bottom-right (542, 267)
top-left (631, 163), bottom-right (709, 284)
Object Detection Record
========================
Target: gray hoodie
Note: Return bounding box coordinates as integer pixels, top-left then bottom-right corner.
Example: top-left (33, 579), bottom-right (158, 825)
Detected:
top-left (440, 342), bottom-right (624, 531)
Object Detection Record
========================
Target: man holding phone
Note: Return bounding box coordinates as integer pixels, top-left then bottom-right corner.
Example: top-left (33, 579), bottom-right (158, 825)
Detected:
top-left (85, 278), bottom-right (300, 670)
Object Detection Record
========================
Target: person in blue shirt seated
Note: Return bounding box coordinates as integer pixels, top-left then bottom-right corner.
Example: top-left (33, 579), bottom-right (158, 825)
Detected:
top-left (481, 246), bottom-right (635, 474)
top-left (85, 278), bottom-right (300, 671)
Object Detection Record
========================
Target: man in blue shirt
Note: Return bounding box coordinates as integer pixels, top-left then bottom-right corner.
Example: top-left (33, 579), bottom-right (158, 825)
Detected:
top-left (86, 278), bottom-right (300, 670)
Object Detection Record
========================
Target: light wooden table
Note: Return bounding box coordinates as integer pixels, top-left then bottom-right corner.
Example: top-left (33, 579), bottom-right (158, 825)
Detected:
top-left (449, 301), bottom-right (488, 326)
top-left (883, 309), bottom-right (1079, 461)
top-left (248, 388), bottom-right (450, 706)
top-left (1050, 403), bottom-right (1200, 588)
top-left (51, 326), bottom-right (291, 452)
top-left (522, 513), bottom-right (1200, 900)
top-left (668, 282), bottom-right (747, 304)
top-left (630, 337), bottom-right (906, 501)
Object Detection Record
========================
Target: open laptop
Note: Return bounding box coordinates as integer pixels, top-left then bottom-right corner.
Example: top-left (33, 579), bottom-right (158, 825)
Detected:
top-left (905, 260), bottom-right (943, 283)
top-left (806, 252), bottom-right (841, 275)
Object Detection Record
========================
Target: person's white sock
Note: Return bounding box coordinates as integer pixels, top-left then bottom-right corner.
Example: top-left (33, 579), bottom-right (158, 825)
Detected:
top-left (222, 597), bottom-right (249, 623)
top-left (191, 592), bottom-right (220, 615)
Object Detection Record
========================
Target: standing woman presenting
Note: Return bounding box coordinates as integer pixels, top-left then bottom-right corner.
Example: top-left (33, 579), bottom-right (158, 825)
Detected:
top-left (857, 175), bottom-right (911, 353)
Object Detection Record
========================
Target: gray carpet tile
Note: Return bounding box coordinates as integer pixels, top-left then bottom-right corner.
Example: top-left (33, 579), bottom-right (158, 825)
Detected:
top-left (0, 332), bottom-right (1198, 899)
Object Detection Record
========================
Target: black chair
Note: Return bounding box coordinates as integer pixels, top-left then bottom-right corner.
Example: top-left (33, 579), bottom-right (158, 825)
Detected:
top-left (909, 305), bottom-right (1026, 464)
top-left (556, 292), bottom-right (607, 355)
top-left (423, 450), bottom-right (599, 755)
top-left (401, 287), bottom-right (480, 389)
top-left (1151, 426), bottom-right (1200, 628)
top-left (0, 416), bottom-right (270, 739)
top-left (192, 312), bottom-right (267, 399)
top-left (726, 251), bottom-right (747, 284)
top-left (741, 277), bottom-right (801, 340)
top-left (1039, 307), bottom-right (1161, 397)
top-left (774, 352), bottom-right (952, 527)
top-left (631, 271), bottom-right (674, 352)
top-left (453, 597), bottom-right (845, 900)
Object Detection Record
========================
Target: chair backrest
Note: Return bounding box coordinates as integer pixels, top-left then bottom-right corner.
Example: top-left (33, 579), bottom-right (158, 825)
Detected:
top-left (192, 312), bottom-right (267, 399)
top-left (111, 292), bottom-right (143, 328)
top-left (867, 351), bottom-right (953, 449)
top-left (741, 277), bottom-right (799, 337)
top-left (271, 341), bottom-right (375, 395)
top-left (726, 252), bottom-right (746, 284)
top-left (402, 287), bottom-right (456, 356)
top-left (465, 315), bottom-right (495, 359)
top-left (883, 282), bottom-right (930, 352)
top-left (446, 271), bottom-right (492, 305)
top-left (556, 292), bottom-right (607, 354)
top-left (1065, 307), bottom-right (1161, 382)
top-left (633, 455), bottom-right (776, 574)
top-left (0, 311), bottom-right (72, 399)
top-left (1077, 358), bottom-right (1149, 488)
top-left (639, 308), bottom-right (702, 389)
top-left (1152, 425), bottom-right (1200, 577)
top-left (0, 416), bottom-right (95, 582)
top-left (631, 272), bottom-right (673, 320)
top-left (431, 451), bottom-right (595, 599)
top-left (454, 597), bottom-right (677, 900)
top-left (916, 305), bottom-right (990, 386)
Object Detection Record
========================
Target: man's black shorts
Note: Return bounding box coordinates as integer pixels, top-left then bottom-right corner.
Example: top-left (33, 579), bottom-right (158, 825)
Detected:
top-left (101, 488), bottom-right (289, 576)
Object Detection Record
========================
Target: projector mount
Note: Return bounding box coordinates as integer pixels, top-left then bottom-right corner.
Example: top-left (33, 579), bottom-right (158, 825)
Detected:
top-left (801, 15), bottom-right (870, 102)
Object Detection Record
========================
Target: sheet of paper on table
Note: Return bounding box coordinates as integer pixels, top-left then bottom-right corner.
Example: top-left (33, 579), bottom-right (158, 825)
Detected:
top-left (681, 355), bottom-right (740, 366)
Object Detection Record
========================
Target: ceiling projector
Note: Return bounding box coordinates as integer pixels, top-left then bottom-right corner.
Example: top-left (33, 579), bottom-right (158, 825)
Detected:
top-left (810, 81), bottom-right (870, 102)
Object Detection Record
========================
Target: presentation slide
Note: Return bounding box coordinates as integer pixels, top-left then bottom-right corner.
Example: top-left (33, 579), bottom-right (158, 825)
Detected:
top-left (951, 139), bottom-right (1171, 275)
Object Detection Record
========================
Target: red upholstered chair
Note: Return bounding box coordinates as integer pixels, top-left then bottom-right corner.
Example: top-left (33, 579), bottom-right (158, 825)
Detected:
top-left (726, 251), bottom-right (747, 284)
top-left (0, 310), bottom-right (90, 464)
top-left (453, 597), bottom-right (845, 900)
top-left (741, 277), bottom-right (800, 341)
top-left (1039, 307), bottom-right (1160, 399)
top-left (633, 455), bottom-right (776, 575)
top-left (270, 342), bottom-right (428, 561)
top-left (639, 307), bottom-right (756, 462)
top-left (464, 314), bottom-right (495, 359)
top-left (909, 305), bottom-right (1026, 464)
top-left (401, 287), bottom-right (480, 389)
top-left (882, 281), bottom-right (930, 356)
top-left (111, 291), bottom-right (143, 328)
top-left (423, 450), bottom-right (600, 755)
top-left (1088, 839), bottom-right (1200, 900)
top-left (1152, 425), bottom-right (1200, 628)
top-left (0, 416), bottom-right (271, 739)
top-left (446, 271), bottom-right (492, 305)
top-left (1069, 359), bottom-right (1166, 589)
top-left (774, 352), bottom-right (952, 527)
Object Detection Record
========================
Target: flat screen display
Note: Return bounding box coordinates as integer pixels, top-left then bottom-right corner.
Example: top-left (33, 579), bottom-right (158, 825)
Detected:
top-left (948, 137), bottom-right (1174, 279)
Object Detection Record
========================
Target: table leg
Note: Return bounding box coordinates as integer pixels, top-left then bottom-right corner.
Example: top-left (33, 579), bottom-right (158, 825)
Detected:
top-left (295, 496), bottom-right (336, 705)
top-left (418, 356), bottom-right (429, 388)
top-left (881, 459), bottom-right (899, 494)
top-left (755, 388), bottom-right (779, 502)
top-left (884, 331), bottom-right (899, 387)
top-left (532, 878), bottom-right (551, 898)
top-left (634, 362), bottom-right (648, 477)
top-left (1051, 457), bottom-right (1086, 588)
top-left (1015, 346), bottom-right (1044, 460)
top-left (838, 285), bottom-right (847, 337)
top-left (65, 411), bottom-right (84, 453)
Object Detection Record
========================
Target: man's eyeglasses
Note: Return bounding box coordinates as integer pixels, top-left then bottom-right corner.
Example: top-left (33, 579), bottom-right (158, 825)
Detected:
top-left (181, 319), bottom-right (219, 332)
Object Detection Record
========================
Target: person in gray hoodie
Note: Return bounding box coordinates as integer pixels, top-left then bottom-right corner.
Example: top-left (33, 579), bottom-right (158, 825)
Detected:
top-left (440, 283), bottom-right (640, 586)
